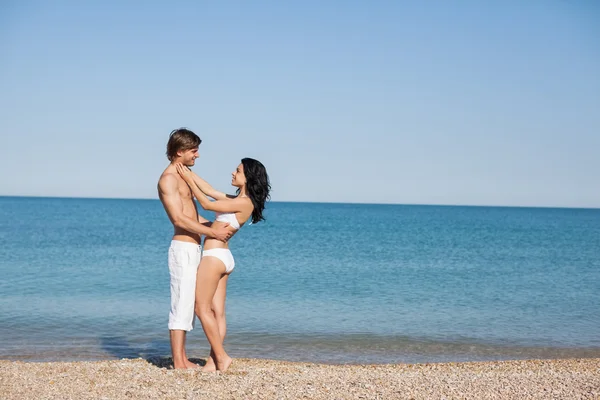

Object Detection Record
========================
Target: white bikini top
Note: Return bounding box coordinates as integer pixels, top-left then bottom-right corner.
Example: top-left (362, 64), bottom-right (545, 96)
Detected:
top-left (215, 212), bottom-right (241, 230)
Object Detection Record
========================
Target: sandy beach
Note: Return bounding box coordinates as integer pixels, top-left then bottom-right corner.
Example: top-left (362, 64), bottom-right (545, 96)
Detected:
top-left (2, 357), bottom-right (599, 399)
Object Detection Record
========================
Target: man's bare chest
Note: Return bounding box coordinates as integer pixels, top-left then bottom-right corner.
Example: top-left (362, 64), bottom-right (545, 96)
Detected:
top-left (175, 177), bottom-right (194, 202)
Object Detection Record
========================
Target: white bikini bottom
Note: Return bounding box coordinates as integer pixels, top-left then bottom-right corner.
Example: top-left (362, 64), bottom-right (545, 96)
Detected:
top-left (202, 248), bottom-right (235, 273)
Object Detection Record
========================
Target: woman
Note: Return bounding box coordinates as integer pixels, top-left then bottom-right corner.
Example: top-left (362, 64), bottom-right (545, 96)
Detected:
top-left (175, 158), bottom-right (270, 372)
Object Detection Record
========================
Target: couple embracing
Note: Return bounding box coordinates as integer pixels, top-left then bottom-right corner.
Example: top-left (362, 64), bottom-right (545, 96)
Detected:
top-left (157, 128), bottom-right (270, 372)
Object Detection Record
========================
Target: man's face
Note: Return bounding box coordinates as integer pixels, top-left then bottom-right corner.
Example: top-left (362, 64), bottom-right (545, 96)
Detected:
top-left (179, 147), bottom-right (199, 166)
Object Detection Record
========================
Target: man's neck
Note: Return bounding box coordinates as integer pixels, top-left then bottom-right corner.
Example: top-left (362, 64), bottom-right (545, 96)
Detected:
top-left (169, 160), bottom-right (186, 168)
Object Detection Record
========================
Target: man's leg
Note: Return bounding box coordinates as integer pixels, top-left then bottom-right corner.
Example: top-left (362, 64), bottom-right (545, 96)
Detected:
top-left (169, 330), bottom-right (199, 369)
top-left (170, 330), bottom-right (187, 369)
top-left (168, 242), bottom-right (200, 369)
top-left (181, 251), bottom-right (203, 369)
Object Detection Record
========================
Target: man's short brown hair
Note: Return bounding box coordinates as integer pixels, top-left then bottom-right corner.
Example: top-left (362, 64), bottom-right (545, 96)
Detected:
top-left (166, 128), bottom-right (201, 161)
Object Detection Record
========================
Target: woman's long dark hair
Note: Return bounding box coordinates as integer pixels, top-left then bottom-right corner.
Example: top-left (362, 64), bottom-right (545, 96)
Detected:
top-left (239, 158), bottom-right (271, 224)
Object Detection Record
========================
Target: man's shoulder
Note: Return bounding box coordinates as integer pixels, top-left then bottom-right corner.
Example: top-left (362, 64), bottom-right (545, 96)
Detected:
top-left (159, 171), bottom-right (177, 181)
top-left (158, 172), bottom-right (179, 191)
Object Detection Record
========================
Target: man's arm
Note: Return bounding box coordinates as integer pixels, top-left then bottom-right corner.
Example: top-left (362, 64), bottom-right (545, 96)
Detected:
top-left (158, 174), bottom-right (231, 241)
top-left (198, 213), bottom-right (211, 226)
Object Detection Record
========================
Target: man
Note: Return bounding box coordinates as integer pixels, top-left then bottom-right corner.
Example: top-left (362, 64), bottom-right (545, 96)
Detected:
top-left (157, 128), bottom-right (232, 369)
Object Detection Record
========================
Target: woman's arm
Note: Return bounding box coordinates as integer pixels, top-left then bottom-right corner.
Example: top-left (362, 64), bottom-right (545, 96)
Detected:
top-left (190, 170), bottom-right (232, 200)
top-left (176, 164), bottom-right (250, 214)
top-left (157, 173), bottom-right (232, 241)
top-left (200, 196), bottom-right (250, 214)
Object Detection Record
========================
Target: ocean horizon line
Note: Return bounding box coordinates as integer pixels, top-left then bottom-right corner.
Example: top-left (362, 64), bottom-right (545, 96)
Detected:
top-left (0, 194), bottom-right (598, 211)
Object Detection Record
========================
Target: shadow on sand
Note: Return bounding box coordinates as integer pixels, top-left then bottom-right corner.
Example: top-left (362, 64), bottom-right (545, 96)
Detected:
top-left (99, 336), bottom-right (207, 369)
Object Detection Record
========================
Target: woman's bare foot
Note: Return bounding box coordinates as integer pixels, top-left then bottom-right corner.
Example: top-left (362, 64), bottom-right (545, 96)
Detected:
top-left (216, 355), bottom-right (233, 372)
top-left (202, 356), bottom-right (216, 372)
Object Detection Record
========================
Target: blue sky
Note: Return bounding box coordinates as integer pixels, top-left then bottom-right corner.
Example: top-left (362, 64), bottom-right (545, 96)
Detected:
top-left (1, 1), bottom-right (599, 207)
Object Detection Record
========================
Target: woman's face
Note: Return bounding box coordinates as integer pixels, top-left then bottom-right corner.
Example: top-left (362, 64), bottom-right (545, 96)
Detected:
top-left (231, 163), bottom-right (246, 187)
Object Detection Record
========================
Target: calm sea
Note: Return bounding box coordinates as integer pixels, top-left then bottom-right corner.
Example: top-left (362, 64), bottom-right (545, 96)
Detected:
top-left (1, 196), bottom-right (599, 364)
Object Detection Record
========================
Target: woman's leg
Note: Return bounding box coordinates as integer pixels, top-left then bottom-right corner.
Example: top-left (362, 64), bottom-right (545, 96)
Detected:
top-left (195, 257), bottom-right (232, 372)
top-left (202, 274), bottom-right (229, 372)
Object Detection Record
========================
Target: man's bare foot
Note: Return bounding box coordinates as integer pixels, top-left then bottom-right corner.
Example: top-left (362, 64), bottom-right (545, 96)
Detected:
top-left (216, 356), bottom-right (233, 373)
top-left (185, 359), bottom-right (200, 369)
top-left (173, 362), bottom-right (187, 370)
top-left (202, 356), bottom-right (216, 372)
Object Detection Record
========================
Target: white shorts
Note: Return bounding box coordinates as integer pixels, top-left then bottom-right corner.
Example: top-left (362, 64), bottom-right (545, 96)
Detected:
top-left (168, 240), bottom-right (201, 331)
